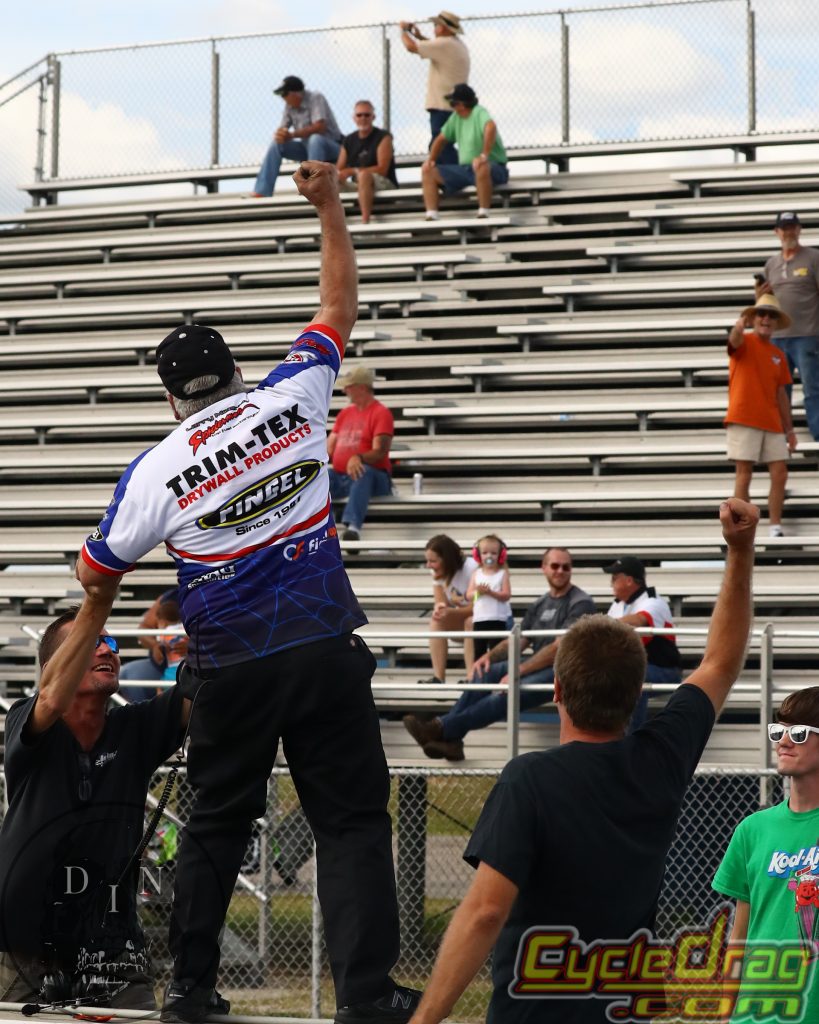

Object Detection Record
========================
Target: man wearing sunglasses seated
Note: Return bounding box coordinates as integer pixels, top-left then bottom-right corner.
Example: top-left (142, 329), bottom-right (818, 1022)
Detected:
top-left (0, 608), bottom-right (191, 1011)
top-left (713, 687), bottom-right (819, 1024)
top-left (403, 547), bottom-right (594, 761)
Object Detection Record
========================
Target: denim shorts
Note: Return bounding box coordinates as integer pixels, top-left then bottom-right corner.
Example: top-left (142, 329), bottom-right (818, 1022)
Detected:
top-left (437, 161), bottom-right (509, 196)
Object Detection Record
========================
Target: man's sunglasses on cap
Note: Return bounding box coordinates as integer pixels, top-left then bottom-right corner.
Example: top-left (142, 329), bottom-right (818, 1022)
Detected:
top-left (96, 635), bottom-right (120, 654)
top-left (768, 723), bottom-right (819, 744)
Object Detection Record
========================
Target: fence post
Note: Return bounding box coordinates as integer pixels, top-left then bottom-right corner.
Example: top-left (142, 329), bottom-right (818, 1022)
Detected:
top-left (210, 42), bottom-right (220, 170)
top-left (310, 850), bottom-right (322, 1018)
top-left (560, 14), bottom-right (570, 143)
top-left (48, 54), bottom-right (60, 181)
top-left (382, 26), bottom-right (391, 132)
top-left (506, 625), bottom-right (521, 761)
top-left (759, 622), bottom-right (773, 806)
top-left (746, 1), bottom-right (757, 137)
top-left (34, 73), bottom-right (48, 185)
top-left (396, 772), bottom-right (427, 953)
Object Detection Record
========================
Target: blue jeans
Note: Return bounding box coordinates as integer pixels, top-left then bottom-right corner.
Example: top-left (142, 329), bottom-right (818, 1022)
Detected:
top-left (630, 663), bottom-right (683, 733)
top-left (437, 161), bottom-right (509, 196)
top-left (120, 656), bottom-right (163, 702)
top-left (440, 659), bottom-right (554, 740)
top-left (773, 335), bottom-right (819, 441)
top-left (328, 466), bottom-right (392, 532)
top-left (254, 135), bottom-right (341, 196)
top-left (429, 108), bottom-right (458, 165)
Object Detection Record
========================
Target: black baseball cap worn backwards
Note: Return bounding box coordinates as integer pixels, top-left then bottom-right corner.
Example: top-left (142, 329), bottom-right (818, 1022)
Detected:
top-left (274, 75), bottom-right (305, 96)
top-left (156, 324), bottom-right (235, 399)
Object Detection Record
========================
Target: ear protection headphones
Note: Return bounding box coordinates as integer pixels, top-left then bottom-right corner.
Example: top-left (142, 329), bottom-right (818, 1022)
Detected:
top-left (472, 535), bottom-right (508, 567)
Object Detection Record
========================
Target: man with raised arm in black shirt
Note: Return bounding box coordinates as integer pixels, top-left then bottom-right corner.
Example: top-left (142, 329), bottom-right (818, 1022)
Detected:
top-left (409, 497), bottom-right (759, 1024)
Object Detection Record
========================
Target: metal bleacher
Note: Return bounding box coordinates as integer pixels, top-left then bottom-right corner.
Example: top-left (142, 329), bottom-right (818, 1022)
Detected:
top-left (1, 152), bottom-right (818, 768)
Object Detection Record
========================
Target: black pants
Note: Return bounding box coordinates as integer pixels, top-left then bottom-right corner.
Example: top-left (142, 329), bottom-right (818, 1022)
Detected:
top-left (169, 634), bottom-right (399, 1006)
top-left (472, 619), bottom-right (507, 660)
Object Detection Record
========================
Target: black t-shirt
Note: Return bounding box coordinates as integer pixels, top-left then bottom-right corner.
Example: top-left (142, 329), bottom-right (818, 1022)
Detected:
top-left (520, 585), bottom-right (596, 655)
top-left (0, 689), bottom-right (184, 964)
top-left (341, 127), bottom-right (398, 185)
top-left (464, 684), bottom-right (715, 1024)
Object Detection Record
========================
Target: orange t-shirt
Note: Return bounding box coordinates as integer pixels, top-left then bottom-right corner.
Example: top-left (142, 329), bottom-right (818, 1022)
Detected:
top-left (725, 332), bottom-right (792, 433)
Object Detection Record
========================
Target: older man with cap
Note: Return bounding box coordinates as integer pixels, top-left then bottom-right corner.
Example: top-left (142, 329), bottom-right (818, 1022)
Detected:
top-left (604, 554), bottom-right (682, 731)
top-left (756, 211), bottom-right (819, 441)
top-left (252, 75), bottom-right (342, 197)
top-left (399, 11), bottom-right (469, 165)
top-left (76, 162), bottom-right (419, 1024)
top-left (327, 364), bottom-right (394, 543)
top-left (726, 292), bottom-right (797, 537)
top-left (421, 83), bottom-right (508, 219)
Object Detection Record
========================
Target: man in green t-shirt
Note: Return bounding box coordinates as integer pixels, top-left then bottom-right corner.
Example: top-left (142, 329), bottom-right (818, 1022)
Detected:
top-left (712, 686), bottom-right (819, 1023)
top-left (420, 83), bottom-right (507, 219)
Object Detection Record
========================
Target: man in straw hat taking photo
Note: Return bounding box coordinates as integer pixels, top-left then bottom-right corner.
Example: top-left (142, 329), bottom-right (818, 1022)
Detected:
top-left (399, 11), bottom-right (469, 164)
top-left (725, 292), bottom-right (797, 537)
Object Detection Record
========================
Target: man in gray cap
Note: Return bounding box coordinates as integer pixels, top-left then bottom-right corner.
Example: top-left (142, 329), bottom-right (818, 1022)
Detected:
top-left (604, 554), bottom-right (682, 731)
top-left (756, 211), bottom-right (819, 440)
top-left (327, 364), bottom-right (395, 542)
top-left (252, 75), bottom-right (342, 196)
top-left (399, 11), bottom-right (469, 164)
top-left (76, 162), bottom-right (419, 1024)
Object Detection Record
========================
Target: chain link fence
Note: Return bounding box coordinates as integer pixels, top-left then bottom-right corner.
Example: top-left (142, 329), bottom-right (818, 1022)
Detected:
top-left (0, 763), bottom-right (783, 1020)
top-left (3, 0), bottom-right (819, 215)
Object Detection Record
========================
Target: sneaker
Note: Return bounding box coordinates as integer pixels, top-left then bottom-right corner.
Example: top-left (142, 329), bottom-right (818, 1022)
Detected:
top-left (416, 675), bottom-right (444, 686)
top-left (160, 982), bottom-right (230, 1023)
top-left (342, 526), bottom-right (360, 541)
top-left (402, 714), bottom-right (443, 748)
top-left (423, 738), bottom-right (465, 762)
top-left (769, 524), bottom-right (784, 537)
top-left (335, 985), bottom-right (422, 1023)
top-left (424, 211), bottom-right (440, 221)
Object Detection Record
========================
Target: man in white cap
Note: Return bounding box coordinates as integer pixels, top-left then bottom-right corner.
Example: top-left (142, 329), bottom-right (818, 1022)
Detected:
top-left (399, 11), bottom-right (469, 164)
top-left (725, 293), bottom-right (797, 537)
top-left (756, 211), bottom-right (819, 441)
top-left (327, 364), bottom-right (394, 542)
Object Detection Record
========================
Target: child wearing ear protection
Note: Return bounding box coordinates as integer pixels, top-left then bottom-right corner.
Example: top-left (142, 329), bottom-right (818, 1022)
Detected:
top-left (466, 534), bottom-right (512, 659)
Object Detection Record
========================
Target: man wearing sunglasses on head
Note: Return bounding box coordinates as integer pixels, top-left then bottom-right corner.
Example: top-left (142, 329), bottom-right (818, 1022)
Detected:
top-left (403, 547), bottom-right (594, 761)
top-left (713, 687), bottom-right (819, 1024)
top-left (0, 606), bottom-right (191, 1010)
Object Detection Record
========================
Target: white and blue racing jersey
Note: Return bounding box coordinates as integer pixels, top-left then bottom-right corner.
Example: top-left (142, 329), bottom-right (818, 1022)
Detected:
top-left (81, 324), bottom-right (366, 668)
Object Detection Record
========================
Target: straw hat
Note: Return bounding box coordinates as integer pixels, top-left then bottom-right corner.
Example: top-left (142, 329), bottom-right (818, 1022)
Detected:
top-left (741, 292), bottom-right (792, 330)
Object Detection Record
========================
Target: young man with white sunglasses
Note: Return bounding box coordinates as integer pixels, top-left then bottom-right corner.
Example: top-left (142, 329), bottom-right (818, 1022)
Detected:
top-left (713, 687), bottom-right (819, 1021)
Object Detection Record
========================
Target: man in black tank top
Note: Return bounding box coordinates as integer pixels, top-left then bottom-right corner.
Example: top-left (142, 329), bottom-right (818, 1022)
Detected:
top-left (337, 100), bottom-right (398, 223)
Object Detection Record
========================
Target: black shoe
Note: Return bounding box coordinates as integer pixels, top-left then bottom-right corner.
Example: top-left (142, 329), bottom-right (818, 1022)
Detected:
top-left (416, 675), bottom-right (443, 686)
top-left (160, 982), bottom-right (230, 1023)
top-left (335, 985), bottom-right (422, 1023)
top-left (342, 526), bottom-right (360, 541)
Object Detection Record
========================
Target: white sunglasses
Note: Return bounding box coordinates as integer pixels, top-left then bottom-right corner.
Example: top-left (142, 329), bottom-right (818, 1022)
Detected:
top-left (768, 723), bottom-right (819, 745)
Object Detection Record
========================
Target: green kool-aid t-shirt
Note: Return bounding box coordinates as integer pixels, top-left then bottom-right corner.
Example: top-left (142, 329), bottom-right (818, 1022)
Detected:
top-left (713, 801), bottom-right (819, 1023)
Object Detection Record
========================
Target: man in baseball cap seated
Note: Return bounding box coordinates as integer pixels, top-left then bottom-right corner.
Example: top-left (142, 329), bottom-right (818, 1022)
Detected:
top-left (421, 82), bottom-right (508, 219)
top-left (252, 75), bottom-right (342, 196)
top-left (604, 555), bottom-right (682, 731)
top-left (327, 364), bottom-right (395, 543)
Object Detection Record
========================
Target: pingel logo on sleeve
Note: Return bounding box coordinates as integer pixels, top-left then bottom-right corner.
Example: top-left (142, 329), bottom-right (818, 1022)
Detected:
top-left (196, 460), bottom-right (321, 529)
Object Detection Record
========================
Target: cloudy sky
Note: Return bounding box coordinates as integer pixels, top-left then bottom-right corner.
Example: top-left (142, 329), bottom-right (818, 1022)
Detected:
top-left (1, 0), bottom-right (817, 213)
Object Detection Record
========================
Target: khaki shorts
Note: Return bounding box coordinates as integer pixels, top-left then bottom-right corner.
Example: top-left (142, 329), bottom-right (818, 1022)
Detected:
top-left (339, 174), bottom-right (396, 192)
top-left (726, 423), bottom-right (789, 463)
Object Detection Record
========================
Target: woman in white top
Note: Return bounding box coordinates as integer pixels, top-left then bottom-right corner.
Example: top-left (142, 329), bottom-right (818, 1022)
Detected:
top-left (421, 534), bottom-right (478, 685)
top-left (466, 533), bottom-right (512, 659)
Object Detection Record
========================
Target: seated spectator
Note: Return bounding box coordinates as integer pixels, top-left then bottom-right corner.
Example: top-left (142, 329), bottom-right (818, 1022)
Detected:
top-left (420, 534), bottom-right (478, 685)
top-left (404, 548), bottom-right (594, 760)
top-left (337, 100), bottom-right (398, 224)
top-left (466, 534), bottom-right (512, 660)
top-left (604, 555), bottom-right (683, 731)
top-left (119, 588), bottom-right (178, 702)
top-left (327, 365), bottom-right (394, 543)
top-left (154, 598), bottom-right (188, 681)
top-left (421, 83), bottom-right (508, 220)
top-left (252, 75), bottom-right (342, 197)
